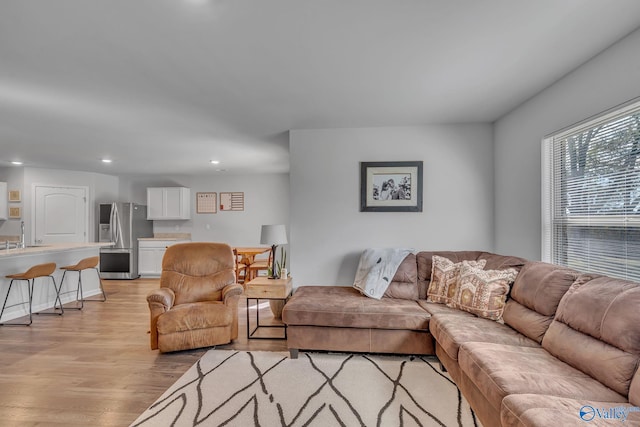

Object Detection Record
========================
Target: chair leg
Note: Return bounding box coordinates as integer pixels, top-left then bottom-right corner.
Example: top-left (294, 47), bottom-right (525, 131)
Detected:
top-left (0, 280), bottom-right (15, 325)
top-left (37, 275), bottom-right (64, 316)
top-left (53, 276), bottom-right (64, 314)
top-left (77, 270), bottom-right (84, 309)
top-left (29, 279), bottom-right (34, 322)
top-left (0, 279), bottom-right (33, 326)
top-left (80, 268), bottom-right (106, 302)
top-left (63, 269), bottom-right (84, 310)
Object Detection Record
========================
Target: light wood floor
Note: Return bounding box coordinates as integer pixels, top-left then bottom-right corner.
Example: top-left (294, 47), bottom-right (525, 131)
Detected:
top-left (0, 278), bottom-right (287, 426)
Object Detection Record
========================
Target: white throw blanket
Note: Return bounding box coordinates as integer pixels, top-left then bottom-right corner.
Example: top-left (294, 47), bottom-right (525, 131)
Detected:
top-left (353, 248), bottom-right (414, 299)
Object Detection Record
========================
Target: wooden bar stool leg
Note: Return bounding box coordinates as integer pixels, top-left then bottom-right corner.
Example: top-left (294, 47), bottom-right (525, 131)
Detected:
top-left (0, 279), bottom-right (33, 326)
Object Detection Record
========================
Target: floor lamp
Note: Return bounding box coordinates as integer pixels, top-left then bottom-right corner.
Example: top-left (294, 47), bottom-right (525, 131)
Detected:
top-left (260, 224), bottom-right (288, 279)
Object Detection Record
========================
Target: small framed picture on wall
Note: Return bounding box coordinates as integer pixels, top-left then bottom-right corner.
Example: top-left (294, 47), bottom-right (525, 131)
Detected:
top-left (360, 161), bottom-right (423, 212)
top-left (9, 207), bottom-right (21, 219)
top-left (8, 190), bottom-right (20, 202)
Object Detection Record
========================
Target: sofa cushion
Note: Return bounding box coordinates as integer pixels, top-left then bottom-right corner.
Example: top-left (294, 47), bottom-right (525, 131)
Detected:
top-left (417, 251), bottom-right (483, 299)
top-left (458, 342), bottom-right (627, 416)
top-left (426, 256), bottom-right (486, 304)
top-left (447, 261), bottom-right (518, 321)
top-left (282, 286), bottom-right (430, 330)
top-left (477, 253), bottom-right (528, 272)
top-left (502, 261), bottom-right (580, 343)
top-left (157, 301), bottom-right (231, 334)
top-left (384, 253), bottom-right (419, 300)
top-left (501, 394), bottom-right (640, 427)
top-left (417, 251), bottom-right (527, 299)
top-left (425, 308), bottom-right (539, 362)
top-left (542, 274), bottom-right (640, 397)
top-left (419, 300), bottom-right (471, 317)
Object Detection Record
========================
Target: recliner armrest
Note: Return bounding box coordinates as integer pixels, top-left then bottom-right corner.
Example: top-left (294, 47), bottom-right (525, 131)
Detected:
top-left (147, 287), bottom-right (175, 309)
top-left (147, 287), bottom-right (176, 350)
top-left (221, 283), bottom-right (243, 341)
top-left (222, 283), bottom-right (244, 304)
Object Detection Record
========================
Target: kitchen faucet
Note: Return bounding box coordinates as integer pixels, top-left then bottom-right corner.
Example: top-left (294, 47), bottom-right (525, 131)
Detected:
top-left (19, 220), bottom-right (25, 249)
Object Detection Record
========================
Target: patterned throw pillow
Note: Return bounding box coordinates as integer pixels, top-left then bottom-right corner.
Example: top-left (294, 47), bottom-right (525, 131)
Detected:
top-left (447, 261), bottom-right (518, 321)
top-left (427, 256), bottom-right (487, 304)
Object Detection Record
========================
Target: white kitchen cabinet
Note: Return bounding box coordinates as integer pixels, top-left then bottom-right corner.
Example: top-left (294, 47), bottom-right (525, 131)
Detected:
top-left (138, 246), bottom-right (161, 276)
top-left (147, 187), bottom-right (191, 220)
top-left (138, 239), bottom-right (190, 276)
top-left (0, 182), bottom-right (6, 220)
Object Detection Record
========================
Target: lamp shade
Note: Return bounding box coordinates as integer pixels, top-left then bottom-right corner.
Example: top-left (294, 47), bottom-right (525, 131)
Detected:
top-left (260, 224), bottom-right (287, 245)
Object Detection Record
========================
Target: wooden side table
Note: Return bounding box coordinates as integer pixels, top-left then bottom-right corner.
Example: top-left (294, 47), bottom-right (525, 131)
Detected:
top-left (244, 276), bottom-right (292, 340)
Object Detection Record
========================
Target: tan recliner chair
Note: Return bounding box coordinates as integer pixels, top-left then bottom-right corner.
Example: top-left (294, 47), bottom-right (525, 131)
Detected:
top-left (146, 242), bottom-right (243, 353)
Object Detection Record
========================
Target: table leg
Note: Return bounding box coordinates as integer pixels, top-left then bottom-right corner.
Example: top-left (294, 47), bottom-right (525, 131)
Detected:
top-left (246, 297), bottom-right (287, 340)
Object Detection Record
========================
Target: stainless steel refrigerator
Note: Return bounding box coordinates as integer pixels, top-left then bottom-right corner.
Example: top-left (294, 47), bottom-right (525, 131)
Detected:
top-left (98, 202), bottom-right (153, 279)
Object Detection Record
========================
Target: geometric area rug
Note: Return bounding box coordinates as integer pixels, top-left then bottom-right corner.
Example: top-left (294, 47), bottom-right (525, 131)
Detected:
top-left (130, 350), bottom-right (481, 427)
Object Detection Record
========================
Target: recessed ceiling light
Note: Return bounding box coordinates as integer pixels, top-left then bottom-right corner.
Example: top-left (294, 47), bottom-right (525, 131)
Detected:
top-left (210, 160), bottom-right (220, 164)
top-left (101, 159), bottom-right (112, 163)
top-left (11, 161), bottom-right (23, 165)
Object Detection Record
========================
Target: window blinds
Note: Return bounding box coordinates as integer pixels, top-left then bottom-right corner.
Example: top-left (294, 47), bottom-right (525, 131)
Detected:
top-left (543, 99), bottom-right (640, 281)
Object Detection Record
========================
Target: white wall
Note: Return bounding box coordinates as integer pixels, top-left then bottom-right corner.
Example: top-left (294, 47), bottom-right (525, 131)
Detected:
top-left (6, 167), bottom-right (119, 243)
top-left (494, 27), bottom-right (640, 260)
top-left (0, 167), bottom-right (287, 247)
top-left (289, 125), bottom-right (494, 286)
top-left (0, 166), bottom-right (25, 238)
top-left (119, 173), bottom-right (289, 246)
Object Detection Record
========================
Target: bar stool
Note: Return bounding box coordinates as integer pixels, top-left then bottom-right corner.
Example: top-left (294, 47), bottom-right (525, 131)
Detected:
top-left (60, 256), bottom-right (106, 310)
top-left (0, 262), bottom-right (62, 326)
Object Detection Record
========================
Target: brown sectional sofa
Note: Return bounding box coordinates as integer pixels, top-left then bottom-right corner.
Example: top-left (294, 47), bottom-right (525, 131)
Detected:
top-left (282, 251), bottom-right (640, 426)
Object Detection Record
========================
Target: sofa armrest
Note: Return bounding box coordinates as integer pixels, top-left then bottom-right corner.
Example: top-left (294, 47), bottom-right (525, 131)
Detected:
top-left (146, 288), bottom-right (175, 350)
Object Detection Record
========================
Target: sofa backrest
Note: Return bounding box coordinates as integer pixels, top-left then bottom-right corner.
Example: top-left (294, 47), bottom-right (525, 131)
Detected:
top-left (502, 261), bottom-right (580, 343)
top-left (542, 274), bottom-right (640, 398)
top-left (416, 251), bottom-right (527, 299)
top-left (384, 253), bottom-right (419, 299)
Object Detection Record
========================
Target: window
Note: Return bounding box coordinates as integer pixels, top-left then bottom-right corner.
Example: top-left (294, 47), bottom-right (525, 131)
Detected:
top-left (542, 98), bottom-right (640, 281)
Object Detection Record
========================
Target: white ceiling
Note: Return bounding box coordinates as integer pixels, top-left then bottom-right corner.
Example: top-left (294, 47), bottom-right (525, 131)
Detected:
top-left (1, 0), bottom-right (640, 175)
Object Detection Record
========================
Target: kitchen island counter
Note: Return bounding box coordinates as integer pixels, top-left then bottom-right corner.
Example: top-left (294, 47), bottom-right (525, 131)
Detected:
top-left (0, 242), bottom-right (112, 257)
top-left (0, 242), bottom-right (113, 323)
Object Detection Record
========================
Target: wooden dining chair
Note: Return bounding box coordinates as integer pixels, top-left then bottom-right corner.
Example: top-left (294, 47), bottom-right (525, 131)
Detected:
top-left (247, 250), bottom-right (272, 281)
top-left (233, 248), bottom-right (248, 285)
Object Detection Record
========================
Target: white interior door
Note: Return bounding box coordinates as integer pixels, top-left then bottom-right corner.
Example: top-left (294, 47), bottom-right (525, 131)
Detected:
top-left (34, 185), bottom-right (88, 244)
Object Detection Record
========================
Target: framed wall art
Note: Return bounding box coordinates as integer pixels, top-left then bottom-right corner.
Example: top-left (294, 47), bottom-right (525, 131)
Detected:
top-left (220, 192), bottom-right (244, 211)
top-left (360, 161), bottom-right (423, 212)
top-left (9, 206), bottom-right (21, 219)
top-left (196, 192), bottom-right (217, 214)
top-left (8, 189), bottom-right (20, 202)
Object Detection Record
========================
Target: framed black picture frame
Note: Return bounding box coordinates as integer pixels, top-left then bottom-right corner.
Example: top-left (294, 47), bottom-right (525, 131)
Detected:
top-left (360, 161), bottom-right (423, 212)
